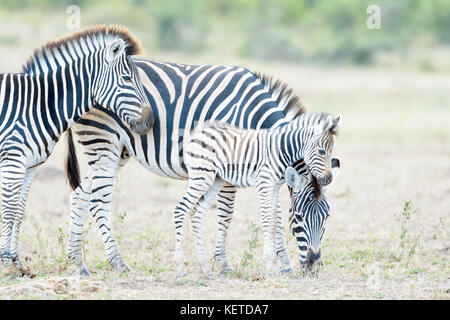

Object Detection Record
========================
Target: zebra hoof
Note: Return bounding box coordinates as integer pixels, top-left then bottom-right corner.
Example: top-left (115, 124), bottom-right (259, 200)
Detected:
top-left (281, 268), bottom-right (294, 275)
top-left (176, 267), bottom-right (188, 278)
top-left (200, 264), bottom-right (212, 278)
top-left (111, 258), bottom-right (131, 274)
top-left (117, 263), bottom-right (131, 274)
top-left (1, 251), bottom-right (12, 268)
top-left (20, 267), bottom-right (37, 278)
top-left (79, 267), bottom-right (91, 277)
top-left (219, 267), bottom-right (234, 277)
top-left (12, 256), bottom-right (35, 278)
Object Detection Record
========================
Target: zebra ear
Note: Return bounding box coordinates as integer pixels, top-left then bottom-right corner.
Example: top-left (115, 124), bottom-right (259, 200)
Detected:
top-left (330, 114), bottom-right (342, 134)
top-left (285, 167), bottom-right (308, 192)
top-left (107, 39), bottom-right (126, 63)
top-left (323, 115), bottom-right (334, 131)
top-left (331, 158), bottom-right (341, 180)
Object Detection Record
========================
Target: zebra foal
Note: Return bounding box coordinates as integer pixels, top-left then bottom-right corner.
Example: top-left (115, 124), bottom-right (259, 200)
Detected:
top-left (0, 25), bottom-right (152, 274)
top-left (176, 112), bottom-right (341, 276)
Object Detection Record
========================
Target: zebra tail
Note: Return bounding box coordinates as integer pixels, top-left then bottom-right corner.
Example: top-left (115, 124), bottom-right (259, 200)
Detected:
top-left (64, 128), bottom-right (81, 191)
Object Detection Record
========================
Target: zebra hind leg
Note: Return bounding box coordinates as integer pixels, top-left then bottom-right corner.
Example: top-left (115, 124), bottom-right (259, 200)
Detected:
top-left (274, 200), bottom-right (294, 274)
top-left (214, 184), bottom-right (236, 276)
top-left (174, 173), bottom-right (216, 277)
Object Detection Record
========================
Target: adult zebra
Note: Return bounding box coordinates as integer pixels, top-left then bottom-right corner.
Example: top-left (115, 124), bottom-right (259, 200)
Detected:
top-left (178, 114), bottom-right (341, 276)
top-left (64, 59), bottom-right (337, 275)
top-left (0, 25), bottom-right (152, 274)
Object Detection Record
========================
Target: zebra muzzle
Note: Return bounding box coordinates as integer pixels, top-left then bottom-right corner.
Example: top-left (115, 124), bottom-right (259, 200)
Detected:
top-left (302, 247), bottom-right (323, 276)
top-left (317, 171), bottom-right (333, 186)
top-left (129, 107), bottom-right (154, 135)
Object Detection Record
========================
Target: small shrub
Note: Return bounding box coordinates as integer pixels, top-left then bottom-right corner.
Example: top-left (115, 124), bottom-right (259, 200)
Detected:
top-left (236, 221), bottom-right (260, 276)
top-left (394, 200), bottom-right (421, 263)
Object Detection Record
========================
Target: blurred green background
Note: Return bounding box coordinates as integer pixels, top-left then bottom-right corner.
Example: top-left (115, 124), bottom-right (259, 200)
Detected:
top-left (0, 0), bottom-right (449, 71)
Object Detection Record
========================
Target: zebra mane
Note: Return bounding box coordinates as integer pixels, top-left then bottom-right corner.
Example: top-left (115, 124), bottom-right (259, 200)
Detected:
top-left (254, 72), bottom-right (306, 121)
top-left (291, 159), bottom-right (323, 201)
top-left (309, 112), bottom-right (340, 136)
top-left (310, 175), bottom-right (323, 201)
top-left (22, 25), bottom-right (143, 73)
top-left (197, 120), bottom-right (238, 132)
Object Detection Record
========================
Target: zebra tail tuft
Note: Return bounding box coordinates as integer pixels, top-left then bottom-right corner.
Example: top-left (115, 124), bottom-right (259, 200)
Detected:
top-left (64, 128), bottom-right (81, 191)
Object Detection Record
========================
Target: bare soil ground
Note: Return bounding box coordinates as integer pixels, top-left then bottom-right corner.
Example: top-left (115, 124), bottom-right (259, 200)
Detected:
top-left (0, 60), bottom-right (448, 299)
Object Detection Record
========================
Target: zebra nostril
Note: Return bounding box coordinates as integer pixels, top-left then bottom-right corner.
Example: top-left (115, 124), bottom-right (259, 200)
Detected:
top-left (318, 172), bottom-right (332, 186)
top-left (306, 248), bottom-right (321, 263)
top-left (142, 107), bottom-right (154, 130)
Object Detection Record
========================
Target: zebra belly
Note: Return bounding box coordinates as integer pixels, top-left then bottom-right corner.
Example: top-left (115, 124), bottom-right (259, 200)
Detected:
top-left (217, 164), bottom-right (258, 188)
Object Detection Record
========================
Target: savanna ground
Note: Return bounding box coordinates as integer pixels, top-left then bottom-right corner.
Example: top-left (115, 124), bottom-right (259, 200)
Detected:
top-left (0, 59), bottom-right (448, 299)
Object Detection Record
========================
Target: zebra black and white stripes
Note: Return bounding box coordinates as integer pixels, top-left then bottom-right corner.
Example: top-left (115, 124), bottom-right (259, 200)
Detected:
top-left (0, 25), bottom-right (151, 273)
top-left (63, 59), bottom-right (339, 276)
top-left (176, 113), bottom-right (341, 276)
top-left (64, 62), bottom-right (311, 275)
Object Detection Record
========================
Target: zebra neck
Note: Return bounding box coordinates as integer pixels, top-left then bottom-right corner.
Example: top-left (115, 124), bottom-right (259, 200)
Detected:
top-left (268, 128), bottom-right (307, 169)
top-left (0, 73), bottom-right (91, 140)
top-left (24, 51), bottom-right (96, 121)
top-left (42, 69), bottom-right (94, 136)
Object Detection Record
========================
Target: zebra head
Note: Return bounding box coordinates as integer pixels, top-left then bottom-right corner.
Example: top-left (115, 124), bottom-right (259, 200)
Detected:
top-left (285, 158), bottom-right (341, 276)
top-left (92, 28), bottom-right (153, 135)
top-left (302, 114), bottom-right (341, 187)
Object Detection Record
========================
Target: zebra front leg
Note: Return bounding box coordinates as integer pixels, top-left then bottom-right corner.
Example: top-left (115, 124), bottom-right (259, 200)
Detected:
top-left (0, 164), bottom-right (26, 269)
top-left (214, 184), bottom-right (236, 275)
top-left (274, 200), bottom-right (294, 274)
top-left (174, 174), bottom-right (216, 277)
top-left (67, 174), bottom-right (93, 276)
top-left (191, 178), bottom-right (225, 277)
top-left (256, 182), bottom-right (280, 275)
top-left (89, 167), bottom-right (130, 273)
top-left (9, 169), bottom-right (36, 273)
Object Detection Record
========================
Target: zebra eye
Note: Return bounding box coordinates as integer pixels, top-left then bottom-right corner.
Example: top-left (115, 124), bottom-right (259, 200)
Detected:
top-left (122, 75), bottom-right (132, 82)
top-left (295, 210), bottom-right (305, 220)
top-left (318, 149), bottom-right (326, 155)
